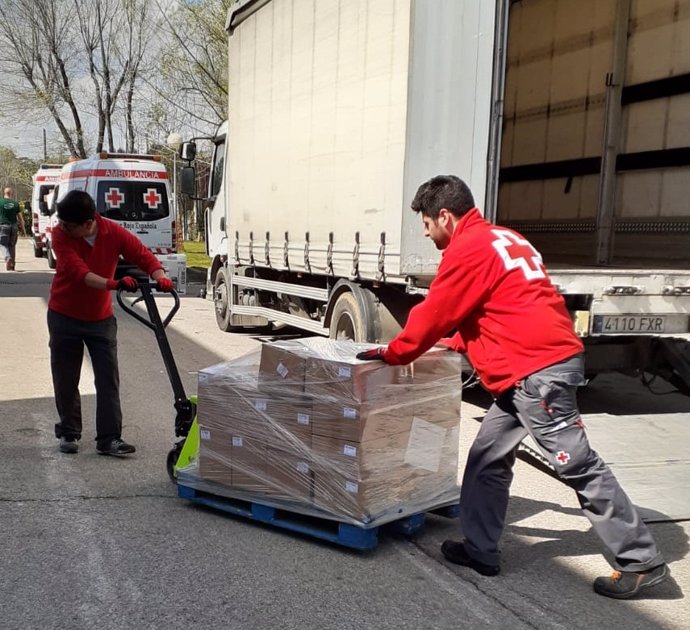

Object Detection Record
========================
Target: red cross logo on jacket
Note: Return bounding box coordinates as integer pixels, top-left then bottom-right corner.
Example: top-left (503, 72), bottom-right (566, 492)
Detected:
top-left (491, 229), bottom-right (545, 280)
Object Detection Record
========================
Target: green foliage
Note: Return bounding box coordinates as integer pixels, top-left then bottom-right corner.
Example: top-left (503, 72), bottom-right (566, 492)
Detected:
top-left (0, 146), bottom-right (39, 201)
top-left (183, 240), bottom-right (211, 270)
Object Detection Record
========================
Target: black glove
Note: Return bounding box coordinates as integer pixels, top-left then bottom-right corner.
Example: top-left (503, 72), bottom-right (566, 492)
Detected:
top-left (355, 347), bottom-right (387, 362)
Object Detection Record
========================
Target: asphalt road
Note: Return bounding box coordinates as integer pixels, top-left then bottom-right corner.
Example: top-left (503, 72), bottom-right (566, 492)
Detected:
top-left (0, 238), bottom-right (688, 630)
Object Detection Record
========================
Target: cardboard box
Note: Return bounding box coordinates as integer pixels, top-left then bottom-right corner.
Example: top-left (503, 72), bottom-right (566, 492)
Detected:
top-left (263, 446), bottom-right (313, 502)
top-left (198, 364), bottom-right (312, 452)
top-left (311, 419), bottom-right (460, 520)
top-left (198, 425), bottom-right (233, 486)
top-left (258, 342), bottom-right (308, 394)
top-left (407, 348), bottom-right (465, 385)
top-left (310, 389), bottom-right (461, 441)
top-left (230, 434), bottom-right (269, 493)
top-left (197, 425), bottom-right (268, 492)
top-left (305, 356), bottom-right (410, 403)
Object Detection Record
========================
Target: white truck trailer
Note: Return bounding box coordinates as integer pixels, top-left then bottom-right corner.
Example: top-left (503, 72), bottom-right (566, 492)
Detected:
top-left (182, 0), bottom-right (690, 392)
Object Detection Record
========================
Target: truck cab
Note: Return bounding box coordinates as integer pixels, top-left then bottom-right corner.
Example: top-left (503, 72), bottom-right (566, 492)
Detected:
top-left (46, 152), bottom-right (187, 292)
top-left (30, 164), bottom-right (62, 258)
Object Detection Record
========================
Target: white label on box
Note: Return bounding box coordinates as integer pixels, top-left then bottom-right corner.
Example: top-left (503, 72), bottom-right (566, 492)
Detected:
top-left (254, 400), bottom-right (267, 411)
top-left (343, 444), bottom-right (358, 457)
top-left (232, 436), bottom-right (243, 447)
top-left (297, 413), bottom-right (310, 425)
top-left (343, 407), bottom-right (357, 419)
top-left (296, 462), bottom-right (310, 474)
top-left (404, 417), bottom-right (445, 473)
top-left (276, 362), bottom-right (289, 379)
top-left (338, 366), bottom-right (352, 378)
top-left (200, 429), bottom-right (211, 441)
top-left (345, 481), bottom-right (359, 493)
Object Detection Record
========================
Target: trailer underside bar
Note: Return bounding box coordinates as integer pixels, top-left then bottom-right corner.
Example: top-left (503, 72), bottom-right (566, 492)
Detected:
top-left (232, 274), bottom-right (329, 302)
top-left (231, 304), bottom-right (327, 335)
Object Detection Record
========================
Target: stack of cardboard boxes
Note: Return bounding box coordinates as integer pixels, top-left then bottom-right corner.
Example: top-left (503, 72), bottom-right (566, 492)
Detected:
top-left (194, 338), bottom-right (463, 524)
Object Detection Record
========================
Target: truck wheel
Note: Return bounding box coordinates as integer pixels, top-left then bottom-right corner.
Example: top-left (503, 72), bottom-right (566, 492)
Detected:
top-left (330, 291), bottom-right (367, 342)
top-left (46, 244), bottom-right (57, 269)
top-left (33, 243), bottom-right (43, 258)
top-left (214, 267), bottom-right (235, 332)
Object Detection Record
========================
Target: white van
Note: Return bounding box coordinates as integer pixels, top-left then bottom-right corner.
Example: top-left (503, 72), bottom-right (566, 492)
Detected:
top-left (46, 152), bottom-right (186, 292)
top-left (30, 164), bottom-right (62, 258)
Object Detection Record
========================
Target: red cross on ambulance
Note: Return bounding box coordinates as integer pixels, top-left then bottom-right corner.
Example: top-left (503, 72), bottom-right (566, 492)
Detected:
top-left (144, 188), bottom-right (162, 209)
top-left (105, 187), bottom-right (124, 209)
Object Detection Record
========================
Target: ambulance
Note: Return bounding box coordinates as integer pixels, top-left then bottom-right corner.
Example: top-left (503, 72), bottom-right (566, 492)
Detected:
top-left (46, 152), bottom-right (186, 293)
top-left (30, 163), bottom-right (62, 258)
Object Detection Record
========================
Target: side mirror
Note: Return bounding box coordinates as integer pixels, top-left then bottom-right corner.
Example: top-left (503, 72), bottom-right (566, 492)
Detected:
top-left (180, 141), bottom-right (197, 162)
top-left (180, 166), bottom-right (196, 196)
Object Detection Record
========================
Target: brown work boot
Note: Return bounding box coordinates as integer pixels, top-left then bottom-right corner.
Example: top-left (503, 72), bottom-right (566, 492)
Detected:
top-left (6, 259), bottom-right (14, 271)
top-left (593, 564), bottom-right (669, 599)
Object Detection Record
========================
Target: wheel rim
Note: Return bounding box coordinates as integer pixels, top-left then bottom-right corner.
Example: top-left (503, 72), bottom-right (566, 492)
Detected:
top-left (333, 311), bottom-right (356, 340)
top-left (215, 280), bottom-right (228, 318)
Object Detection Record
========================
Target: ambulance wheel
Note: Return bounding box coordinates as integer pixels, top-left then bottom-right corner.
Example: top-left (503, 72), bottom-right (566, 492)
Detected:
top-left (214, 267), bottom-right (236, 332)
top-left (33, 243), bottom-right (43, 258)
top-left (47, 244), bottom-right (57, 269)
top-left (330, 291), bottom-right (367, 342)
top-left (166, 446), bottom-right (181, 484)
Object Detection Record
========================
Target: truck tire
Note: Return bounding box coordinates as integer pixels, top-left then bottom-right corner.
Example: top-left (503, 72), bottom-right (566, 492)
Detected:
top-left (46, 244), bottom-right (57, 269)
top-left (214, 267), bottom-right (235, 332)
top-left (33, 243), bottom-right (43, 258)
top-left (329, 291), bottom-right (368, 342)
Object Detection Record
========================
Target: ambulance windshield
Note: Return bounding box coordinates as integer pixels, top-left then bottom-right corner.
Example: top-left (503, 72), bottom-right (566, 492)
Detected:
top-left (96, 181), bottom-right (169, 222)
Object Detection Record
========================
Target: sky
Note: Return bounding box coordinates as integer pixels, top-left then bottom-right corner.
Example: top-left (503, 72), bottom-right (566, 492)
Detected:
top-left (0, 124), bottom-right (51, 160)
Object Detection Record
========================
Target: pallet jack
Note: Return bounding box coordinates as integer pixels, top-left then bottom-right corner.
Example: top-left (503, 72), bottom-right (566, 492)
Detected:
top-left (116, 282), bottom-right (199, 482)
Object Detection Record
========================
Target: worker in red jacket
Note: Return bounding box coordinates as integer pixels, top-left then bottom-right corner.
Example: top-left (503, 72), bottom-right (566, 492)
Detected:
top-left (48, 190), bottom-right (174, 457)
top-left (357, 175), bottom-right (668, 599)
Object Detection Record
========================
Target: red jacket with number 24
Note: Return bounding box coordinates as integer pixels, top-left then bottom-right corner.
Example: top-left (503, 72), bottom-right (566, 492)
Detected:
top-left (384, 208), bottom-right (583, 396)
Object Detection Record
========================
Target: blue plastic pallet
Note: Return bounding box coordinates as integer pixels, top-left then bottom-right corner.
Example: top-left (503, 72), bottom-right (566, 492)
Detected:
top-left (177, 483), bottom-right (459, 551)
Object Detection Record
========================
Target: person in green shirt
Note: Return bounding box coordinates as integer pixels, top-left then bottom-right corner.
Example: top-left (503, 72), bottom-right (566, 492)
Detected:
top-left (0, 186), bottom-right (25, 271)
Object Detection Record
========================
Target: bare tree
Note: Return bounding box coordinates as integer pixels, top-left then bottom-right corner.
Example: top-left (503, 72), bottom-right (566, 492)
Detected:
top-left (0, 0), bottom-right (87, 157)
top-left (152, 0), bottom-right (230, 131)
top-left (0, 0), bottom-right (162, 157)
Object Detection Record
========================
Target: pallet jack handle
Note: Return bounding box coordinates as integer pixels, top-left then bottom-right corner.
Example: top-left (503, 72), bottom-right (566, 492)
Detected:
top-left (116, 283), bottom-right (196, 438)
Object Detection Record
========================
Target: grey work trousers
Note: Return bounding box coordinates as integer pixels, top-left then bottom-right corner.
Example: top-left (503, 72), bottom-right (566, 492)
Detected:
top-left (460, 353), bottom-right (664, 572)
top-left (48, 309), bottom-right (123, 449)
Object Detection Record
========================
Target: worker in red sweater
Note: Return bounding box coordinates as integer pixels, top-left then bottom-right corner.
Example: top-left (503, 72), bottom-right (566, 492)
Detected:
top-left (48, 190), bottom-right (174, 457)
top-left (357, 175), bottom-right (668, 599)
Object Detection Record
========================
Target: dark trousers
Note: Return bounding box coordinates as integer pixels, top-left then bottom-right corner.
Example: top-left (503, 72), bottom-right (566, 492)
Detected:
top-left (0, 223), bottom-right (18, 262)
top-left (460, 353), bottom-right (664, 572)
top-left (48, 309), bottom-right (122, 448)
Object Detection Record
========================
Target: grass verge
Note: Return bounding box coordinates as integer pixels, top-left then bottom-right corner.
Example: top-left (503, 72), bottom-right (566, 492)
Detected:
top-left (183, 241), bottom-right (211, 270)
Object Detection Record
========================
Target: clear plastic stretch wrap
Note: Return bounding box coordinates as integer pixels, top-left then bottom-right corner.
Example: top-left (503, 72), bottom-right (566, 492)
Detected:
top-left (177, 338), bottom-right (464, 527)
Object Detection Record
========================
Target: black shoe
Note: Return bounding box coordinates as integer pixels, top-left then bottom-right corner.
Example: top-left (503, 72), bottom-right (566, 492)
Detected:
top-left (97, 438), bottom-right (136, 457)
top-left (593, 564), bottom-right (669, 599)
top-left (441, 540), bottom-right (501, 576)
top-left (59, 437), bottom-right (79, 454)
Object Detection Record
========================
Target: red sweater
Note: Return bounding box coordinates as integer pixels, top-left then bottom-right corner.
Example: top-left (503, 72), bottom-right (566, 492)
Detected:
top-left (385, 209), bottom-right (583, 395)
top-left (49, 214), bottom-right (163, 321)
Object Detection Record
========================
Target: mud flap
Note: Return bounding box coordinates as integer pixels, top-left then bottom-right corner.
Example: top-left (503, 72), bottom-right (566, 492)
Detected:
top-left (649, 337), bottom-right (690, 395)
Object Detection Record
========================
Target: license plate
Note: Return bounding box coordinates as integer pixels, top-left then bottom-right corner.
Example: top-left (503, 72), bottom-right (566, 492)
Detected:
top-left (592, 315), bottom-right (666, 334)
